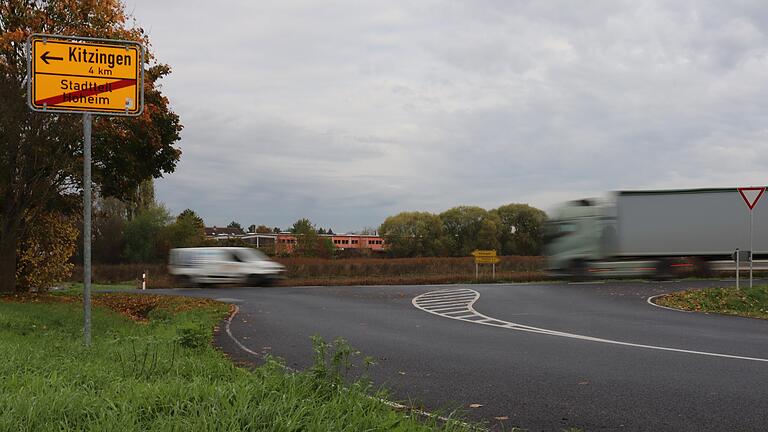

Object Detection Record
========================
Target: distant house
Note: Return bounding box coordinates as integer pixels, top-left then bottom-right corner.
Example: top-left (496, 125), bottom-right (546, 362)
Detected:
top-left (274, 233), bottom-right (386, 255)
top-left (204, 226), bottom-right (245, 238)
top-left (205, 227), bottom-right (387, 255)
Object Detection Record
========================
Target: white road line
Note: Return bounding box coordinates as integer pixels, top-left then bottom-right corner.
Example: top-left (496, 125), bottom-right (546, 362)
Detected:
top-left (418, 293), bottom-right (477, 300)
top-left (418, 293), bottom-right (475, 301)
top-left (413, 289), bottom-right (768, 363)
top-left (429, 307), bottom-right (470, 313)
top-left (417, 298), bottom-right (476, 306)
top-left (646, 294), bottom-right (693, 313)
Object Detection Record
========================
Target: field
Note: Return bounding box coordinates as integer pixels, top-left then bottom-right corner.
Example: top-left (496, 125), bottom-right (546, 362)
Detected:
top-left (70, 256), bottom-right (548, 288)
top-left (0, 292), bottom-right (472, 431)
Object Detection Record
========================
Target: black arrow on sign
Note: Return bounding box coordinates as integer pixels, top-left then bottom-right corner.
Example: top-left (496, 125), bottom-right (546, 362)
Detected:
top-left (40, 51), bottom-right (63, 64)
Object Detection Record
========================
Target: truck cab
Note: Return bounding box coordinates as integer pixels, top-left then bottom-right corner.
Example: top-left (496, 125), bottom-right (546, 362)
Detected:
top-left (544, 198), bottom-right (616, 276)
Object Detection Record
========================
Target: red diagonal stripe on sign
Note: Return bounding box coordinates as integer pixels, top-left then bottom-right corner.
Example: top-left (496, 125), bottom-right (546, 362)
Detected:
top-left (34, 78), bottom-right (136, 107)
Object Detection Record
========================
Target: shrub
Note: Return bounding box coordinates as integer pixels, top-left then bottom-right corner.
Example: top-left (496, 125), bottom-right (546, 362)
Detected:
top-left (16, 212), bottom-right (79, 291)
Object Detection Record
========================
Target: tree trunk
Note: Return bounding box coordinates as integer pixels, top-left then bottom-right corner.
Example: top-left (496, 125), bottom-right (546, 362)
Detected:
top-left (0, 223), bottom-right (18, 293)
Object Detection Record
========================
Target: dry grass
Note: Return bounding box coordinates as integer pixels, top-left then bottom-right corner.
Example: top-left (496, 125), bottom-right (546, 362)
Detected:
top-left (275, 256), bottom-right (544, 277)
top-left (70, 256), bottom-right (547, 288)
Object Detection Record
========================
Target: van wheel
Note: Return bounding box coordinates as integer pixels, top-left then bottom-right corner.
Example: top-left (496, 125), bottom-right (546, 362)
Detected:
top-left (175, 275), bottom-right (197, 288)
top-left (247, 274), bottom-right (266, 287)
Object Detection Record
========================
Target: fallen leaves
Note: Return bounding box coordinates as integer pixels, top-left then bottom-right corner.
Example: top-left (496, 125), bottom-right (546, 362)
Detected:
top-left (1, 292), bottom-right (223, 322)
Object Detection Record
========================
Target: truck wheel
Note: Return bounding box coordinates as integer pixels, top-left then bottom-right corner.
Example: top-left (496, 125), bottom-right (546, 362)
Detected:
top-left (568, 260), bottom-right (588, 281)
top-left (653, 259), bottom-right (674, 280)
top-left (691, 258), bottom-right (712, 278)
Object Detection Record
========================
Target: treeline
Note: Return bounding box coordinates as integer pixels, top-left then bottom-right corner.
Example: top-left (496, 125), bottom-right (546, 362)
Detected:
top-left (378, 204), bottom-right (547, 257)
top-left (90, 197), bottom-right (206, 264)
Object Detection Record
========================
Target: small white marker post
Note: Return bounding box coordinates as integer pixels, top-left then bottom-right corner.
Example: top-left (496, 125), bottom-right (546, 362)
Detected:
top-left (142, 271), bottom-right (147, 290)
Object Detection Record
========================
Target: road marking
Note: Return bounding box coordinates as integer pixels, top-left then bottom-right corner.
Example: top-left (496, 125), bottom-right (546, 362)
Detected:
top-left (413, 288), bottom-right (768, 363)
top-left (646, 294), bottom-right (693, 313)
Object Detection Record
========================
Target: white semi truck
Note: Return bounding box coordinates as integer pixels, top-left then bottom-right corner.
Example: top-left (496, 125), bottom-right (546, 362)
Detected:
top-left (545, 188), bottom-right (767, 278)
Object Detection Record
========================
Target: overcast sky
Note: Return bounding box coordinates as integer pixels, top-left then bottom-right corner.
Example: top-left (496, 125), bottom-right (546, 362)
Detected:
top-left (124, 0), bottom-right (768, 232)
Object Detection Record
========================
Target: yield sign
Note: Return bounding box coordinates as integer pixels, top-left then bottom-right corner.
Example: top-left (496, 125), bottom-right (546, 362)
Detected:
top-left (738, 187), bottom-right (766, 210)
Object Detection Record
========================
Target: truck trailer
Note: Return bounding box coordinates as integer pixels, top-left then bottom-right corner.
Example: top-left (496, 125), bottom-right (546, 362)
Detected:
top-left (545, 188), bottom-right (767, 278)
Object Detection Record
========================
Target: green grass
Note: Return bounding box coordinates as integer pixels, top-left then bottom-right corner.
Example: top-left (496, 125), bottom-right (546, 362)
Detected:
top-left (656, 284), bottom-right (768, 319)
top-left (58, 282), bottom-right (138, 293)
top-left (0, 294), bottom-right (472, 431)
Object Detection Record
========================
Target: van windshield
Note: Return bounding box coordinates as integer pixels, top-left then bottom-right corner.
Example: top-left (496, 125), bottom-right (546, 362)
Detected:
top-left (235, 248), bottom-right (267, 262)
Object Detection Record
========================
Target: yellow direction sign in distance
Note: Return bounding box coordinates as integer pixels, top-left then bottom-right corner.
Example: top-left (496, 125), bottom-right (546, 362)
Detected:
top-left (471, 250), bottom-right (497, 258)
top-left (28, 34), bottom-right (143, 115)
top-left (475, 256), bottom-right (501, 264)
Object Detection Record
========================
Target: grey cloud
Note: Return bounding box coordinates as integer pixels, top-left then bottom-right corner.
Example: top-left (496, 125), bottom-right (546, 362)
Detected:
top-left (129, 0), bottom-right (768, 231)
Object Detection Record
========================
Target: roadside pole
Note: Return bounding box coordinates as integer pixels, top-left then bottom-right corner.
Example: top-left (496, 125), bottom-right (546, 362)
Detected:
top-left (750, 210), bottom-right (753, 288)
top-left (83, 113), bottom-right (92, 346)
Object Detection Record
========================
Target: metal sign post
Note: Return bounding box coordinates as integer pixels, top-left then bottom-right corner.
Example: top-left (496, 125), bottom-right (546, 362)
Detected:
top-left (750, 209), bottom-right (754, 288)
top-left (27, 34), bottom-right (144, 346)
top-left (737, 187), bottom-right (765, 289)
top-left (83, 113), bottom-right (92, 345)
top-left (735, 248), bottom-right (740, 291)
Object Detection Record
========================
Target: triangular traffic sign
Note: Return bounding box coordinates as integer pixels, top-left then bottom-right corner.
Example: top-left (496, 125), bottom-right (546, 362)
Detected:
top-left (738, 187), bottom-right (766, 210)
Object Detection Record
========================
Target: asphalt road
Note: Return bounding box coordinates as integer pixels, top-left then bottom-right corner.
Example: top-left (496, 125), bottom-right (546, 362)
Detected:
top-left (156, 279), bottom-right (768, 431)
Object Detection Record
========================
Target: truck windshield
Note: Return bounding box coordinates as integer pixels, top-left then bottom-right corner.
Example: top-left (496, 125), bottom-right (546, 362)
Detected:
top-left (543, 221), bottom-right (577, 243)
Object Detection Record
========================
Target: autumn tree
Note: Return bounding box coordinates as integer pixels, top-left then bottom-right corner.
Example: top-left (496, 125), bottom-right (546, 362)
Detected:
top-left (255, 224), bottom-right (272, 233)
top-left (93, 196), bottom-right (128, 263)
top-left (167, 208), bottom-right (205, 248)
top-left (16, 211), bottom-right (78, 291)
top-left (492, 203), bottom-right (548, 255)
top-left (123, 204), bottom-right (171, 262)
top-left (0, 1), bottom-right (182, 291)
top-left (379, 212), bottom-right (447, 257)
top-left (290, 218), bottom-right (321, 257)
top-left (227, 221), bottom-right (244, 234)
top-left (440, 206), bottom-right (501, 256)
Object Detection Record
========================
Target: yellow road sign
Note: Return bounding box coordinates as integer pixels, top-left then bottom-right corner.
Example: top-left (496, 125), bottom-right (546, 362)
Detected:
top-left (28, 34), bottom-right (143, 115)
top-left (471, 250), bottom-right (497, 258)
top-left (475, 256), bottom-right (501, 264)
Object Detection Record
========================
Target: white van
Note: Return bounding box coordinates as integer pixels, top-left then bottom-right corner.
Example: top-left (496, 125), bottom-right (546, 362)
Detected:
top-left (168, 247), bottom-right (285, 287)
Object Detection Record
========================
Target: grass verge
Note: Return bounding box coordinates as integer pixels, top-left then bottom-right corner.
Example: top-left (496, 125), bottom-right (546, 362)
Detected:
top-left (0, 293), bottom-right (472, 431)
top-left (655, 284), bottom-right (768, 319)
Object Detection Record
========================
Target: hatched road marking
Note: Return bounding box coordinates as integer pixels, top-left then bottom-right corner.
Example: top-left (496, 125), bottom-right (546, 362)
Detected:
top-left (412, 288), bottom-right (768, 363)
